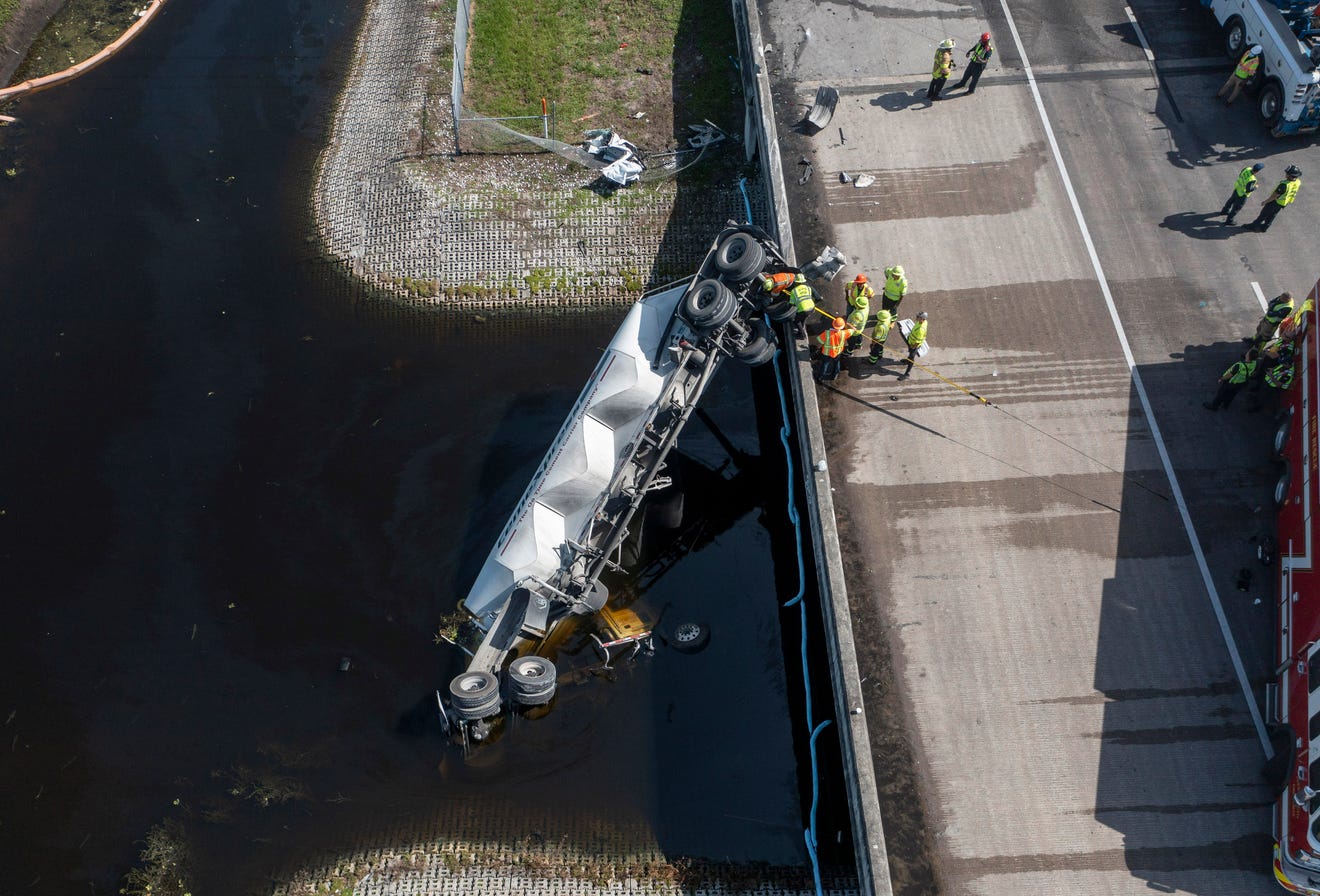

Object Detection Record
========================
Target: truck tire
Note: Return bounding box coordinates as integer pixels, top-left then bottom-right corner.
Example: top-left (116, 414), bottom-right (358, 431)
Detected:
top-left (713, 232), bottom-right (767, 284)
top-left (1259, 80), bottom-right (1283, 129)
top-left (765, 299), bottom-right (796, 323)
top-left (1276, 468), bottom-right (1291, 506)
top-left (1223, 17), bottom-right (1246, 59)
top-left (734, 319), bottom-right (777, 364)
top-left (682, 278), bottom-right (738, 330)
top-left (1275, 412), bottom-right (1293, 458)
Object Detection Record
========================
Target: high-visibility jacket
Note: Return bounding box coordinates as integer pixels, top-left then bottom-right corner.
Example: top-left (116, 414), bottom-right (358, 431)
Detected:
top-left (1259, 337), bottom-right (1287, 361)
top-left (932, 50), bottom-right (953, 79)
top-left (969, 42), bottom-right (993, 64)
top-left (761, 271), bottom-right (800, 295)
top-left (817, 326), bottom-right (852, 358)
top-left (1234, 52), bottom-right (1260, 80)
top-left (845, 281), bottom-right (874, 308)
top-left (1280, 299), bottom-right (1314, 341)
top-left (847, 305), bottom-right (869, 331)
top-left (872, 309), bottom-right (894, 342)
top-left (788, 282), bottom-right (816, 313)
top-left (1273, 178), bottom-right (1301, 206)
top-left (884, 268), bottom-right (908, 302)
top-left (1265, 295), bottom-right (1295, 326)
top-left (1222, 359), bottom-right (1257, 384)
top-left (1233, 166), bottom-right (1259, 198)
top-left (1266, 361), bottom-right (1296, 389)
top-left (907, 319), bottom-right (928, 349)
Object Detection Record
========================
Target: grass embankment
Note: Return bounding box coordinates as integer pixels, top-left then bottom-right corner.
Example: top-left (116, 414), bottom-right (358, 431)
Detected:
top-left (0, 0), bottom-right (19, 31)
top-left (9, 0), bottom-right (142, 84)
top-left (462, 0), bottom-right (739, 151)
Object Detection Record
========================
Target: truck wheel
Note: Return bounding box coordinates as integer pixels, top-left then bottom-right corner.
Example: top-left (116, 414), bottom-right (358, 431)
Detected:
top-left (670, 621), bottom-right (710, 654)
top-left (1223, 17), bottom-right (1245, 59)
top-left (734, 319), bottom-right (777, 364)
top-left (1274, 412), bottom-right (1293, 458)
top-left (1259, 80), bottom-right (1283, 128)
top-left (765, 299), bottom-right (796, 322)
top-left (681, 278), bottom-right (738, 330)
top-left (714, 232), bottom-right (767, 284)
top-left (1276, 468), bottom-right (1291, 506)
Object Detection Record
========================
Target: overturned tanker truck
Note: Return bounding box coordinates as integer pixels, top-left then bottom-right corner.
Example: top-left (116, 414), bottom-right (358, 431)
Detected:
top-left (439, 223), bottom-right (798, 742)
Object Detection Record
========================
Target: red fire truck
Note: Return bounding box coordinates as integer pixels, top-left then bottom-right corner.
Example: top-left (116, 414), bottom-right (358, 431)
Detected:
top-left (1272, 281), bottom-right (1320, 893)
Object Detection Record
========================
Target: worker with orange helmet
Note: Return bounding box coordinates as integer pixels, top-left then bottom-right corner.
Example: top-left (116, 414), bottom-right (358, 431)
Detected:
top-left (953, 32), bottom-right (994, 94)
top-left (843, 274), bottom-right (874, 353)
top-left (815, 316), bottom-right (856, 382)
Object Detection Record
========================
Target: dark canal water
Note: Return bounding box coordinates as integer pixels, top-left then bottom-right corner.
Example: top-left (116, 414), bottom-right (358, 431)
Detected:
top-left (0, 1), bottom-right (850, 893)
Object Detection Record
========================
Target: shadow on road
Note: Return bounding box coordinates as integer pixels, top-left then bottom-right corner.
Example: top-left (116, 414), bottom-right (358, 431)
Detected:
top-left (869, 90), bottom-right (932, 112)
top-left (1158, 210), bottom-right (1242, 240)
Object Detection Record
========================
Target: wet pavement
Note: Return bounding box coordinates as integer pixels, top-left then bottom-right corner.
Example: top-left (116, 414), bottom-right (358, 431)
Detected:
top-left (0, 0), bottom-right (838, 892)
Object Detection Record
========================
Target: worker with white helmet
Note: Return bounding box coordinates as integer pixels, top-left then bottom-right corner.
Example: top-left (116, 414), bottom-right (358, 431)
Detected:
top-left (953, 32), bottom-right (994, 94)
top-left (1218, 44), bottom-right (1263, 105)
top-left (928, 39), bottom-right (956, 101)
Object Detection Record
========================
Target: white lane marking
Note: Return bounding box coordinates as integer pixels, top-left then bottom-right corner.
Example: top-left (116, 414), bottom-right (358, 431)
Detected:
top-left (997, 0), bottom-right (1274, 759)
top-left (1124, 7), bottom-right (1155, 63)
top-left (1252, 281), bottom-right (1268, 312)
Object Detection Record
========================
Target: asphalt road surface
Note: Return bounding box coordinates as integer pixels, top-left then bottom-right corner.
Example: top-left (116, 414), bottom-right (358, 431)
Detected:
top-left (762, 0), bottom-right (1315, 893)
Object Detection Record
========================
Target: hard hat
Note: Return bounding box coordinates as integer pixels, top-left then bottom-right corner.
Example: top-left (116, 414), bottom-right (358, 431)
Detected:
top-left (1286, 164), bottom-right (1302, 178)
top-left (980, 32), bottom-right (991, 42)
top-left (832, 317), bottom-right (846, 329)
top-left (1252, 163), bottom-right (1265, 172)
top-left (916, 311), bottom-right (929, 320)
top-left (1250, 44), bottom-right (1263, 56)
top-left (794, 272), bottom-right (806, 283)
top-left (938, 38), bottom-right (955, 49)
top-left (854, 273), bottom-right (868, 283)
top-left (888, 265), bottom-right (904, 277)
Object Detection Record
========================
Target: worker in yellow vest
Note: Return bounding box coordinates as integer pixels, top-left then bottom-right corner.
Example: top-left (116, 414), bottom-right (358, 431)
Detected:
top-left (1218, 45), bottom-right (1261, 105)
top-left (881, 265), bottom-right (907, 313)
top-left (788, 277), bottom-right (819, 338)
top-left (953, 32), bottom-right (994, 94)
top-left (1203, 356), bottom-right (1258, 410)
top-left (1219, 163), bottom-right (1263, 225)
top-left (866, 308), bottom-right (895, 364)
top-left (815, 317), bottom-right (855, 382)
top-left (844, 274), bottom-right (873, 353)
top-left (897, 312), bottom-right (929, 381)
top-left (1245, 165), bottom-right (1301, 232)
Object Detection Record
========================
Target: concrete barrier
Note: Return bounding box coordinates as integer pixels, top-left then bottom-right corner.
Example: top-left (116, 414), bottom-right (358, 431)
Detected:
top-left (730, 1), bottom-right (893, 894)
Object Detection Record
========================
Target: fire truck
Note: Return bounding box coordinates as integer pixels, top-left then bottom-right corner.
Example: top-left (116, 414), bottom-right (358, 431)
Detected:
top-left (1202, 0), bottom-right (1320, 135)
top-left (1271, 281), bottom-right (1320, 892)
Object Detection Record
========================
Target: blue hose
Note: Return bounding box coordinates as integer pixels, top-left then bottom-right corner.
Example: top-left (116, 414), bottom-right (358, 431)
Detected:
top-left (738, 177), bottom-right (754, 226)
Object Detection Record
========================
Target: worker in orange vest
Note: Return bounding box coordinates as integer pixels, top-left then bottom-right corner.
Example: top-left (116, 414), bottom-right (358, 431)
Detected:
top-left (1218, 45), bottom-right (1261, 105)
top-left (815, 317), bottom-right (855, 382)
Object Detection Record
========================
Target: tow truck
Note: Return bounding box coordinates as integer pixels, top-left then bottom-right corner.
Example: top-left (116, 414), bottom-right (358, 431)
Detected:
top-left (437, 223), bottom-right (798, 744)
top-left (1202, 0), bottom-right (1320, 134)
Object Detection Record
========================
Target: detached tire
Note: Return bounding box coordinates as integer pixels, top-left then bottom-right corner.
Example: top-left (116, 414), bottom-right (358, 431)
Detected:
top-left (670, 621), bottom-right (711, 654)
top-left (713, 232), bottom-right (767, 284)
top-left (1259, 80), bottom-right (1283, 129)
top-left (682, 278), bottom-right (738, 330)
top-left (1224, 17), bottom-right (1246, 59)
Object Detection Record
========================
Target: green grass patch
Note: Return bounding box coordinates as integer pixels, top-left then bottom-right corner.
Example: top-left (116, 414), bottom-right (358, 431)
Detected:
top-left (0, 0), bottom-right (20, 33)
top-left (10, 0), bottom-right (142, 83)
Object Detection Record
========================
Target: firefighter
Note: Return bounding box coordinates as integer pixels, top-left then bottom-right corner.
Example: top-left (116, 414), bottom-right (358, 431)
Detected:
top-left (1252, 292), bottom-right (1294, 347)
top-left (1220, 163), bottom-right (1263, 226)
top-left (881, 265), bottom-right (908, 314)
top-left (897, 311), bottom-right (929, 381)
top-left (1203, 356), bottom-right (1258, 410)
top-left (928, 39), bottom-right (956, 101)
top-left (1245, 165), bottom-right (1302, 232)
top-left (815, 317), bottom-right (855, 382)
top-left (1249, 343), bottom-right (1296, 414)
top-left (1217, 44), bottom-right (1261, 105)
top-left (844, 274), bottom-right (873, 353)
top-left (866, 308), bottom-right (895, 364)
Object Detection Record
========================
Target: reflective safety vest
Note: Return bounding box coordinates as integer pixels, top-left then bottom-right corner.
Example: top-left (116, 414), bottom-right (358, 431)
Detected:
top-left (1265, 296), bottom-right (1295, 326)
top-left (847, 305), bottom-right (869, 331)
top-left (845, 282), bottom-right (874, 308)
top-left (872, 309), bottom-right (894, 342)
top-left (817, 327), bottom-right (850, 358)
top-left (907, 319), bottom-right (928, 348)
top-left (1234, 52), bottom-right (1260, 80)
top-left (933, 50), bottom-right (953, 79)
top-left (788, 282), bottom-right (816, 313)
top-left (762, 271), bottom-right (800, 295)
top-left (1233, 166), bottom-right (1258, 198)
top-left (1224, 359), bottom-right (1257, 384)
top-left (969, 42), bottom-right (993, 64)
top-left (884, 269), bottom-right (907, 302)
top-left (1266, 361), bottom-right (1296, 389)
top-left (1259, 337), bottom-right (1287, 361)
top-left (1276, 178), bottom-right (1301, 206)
